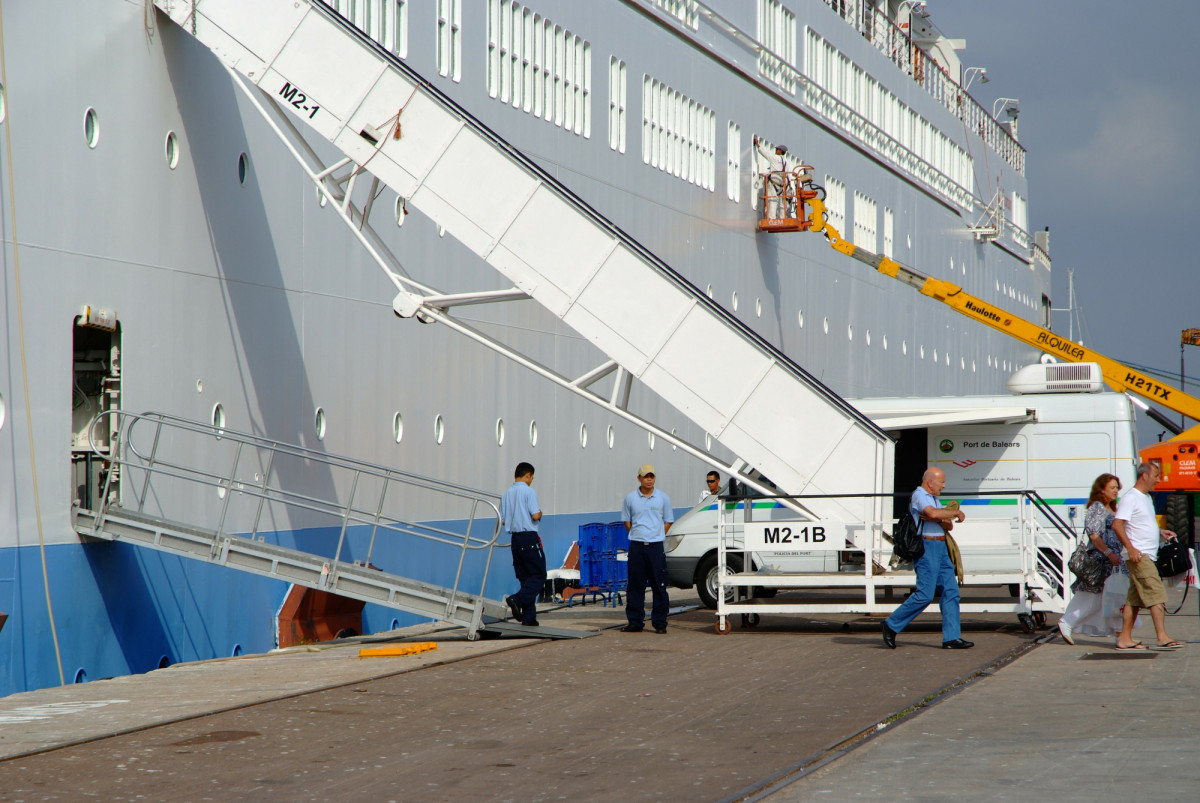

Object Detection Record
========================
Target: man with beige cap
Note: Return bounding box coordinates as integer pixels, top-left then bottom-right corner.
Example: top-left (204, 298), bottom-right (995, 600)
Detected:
top-left (621, 464), bottom-right (674, 633)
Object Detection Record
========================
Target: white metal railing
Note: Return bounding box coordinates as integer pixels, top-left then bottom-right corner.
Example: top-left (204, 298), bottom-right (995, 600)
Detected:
top-left (711, 489), bottom-right (1074, 632)
top-left (819, 0), bottom-right (1025, 175)
top-left (83, 410), bottom-right (504, 606)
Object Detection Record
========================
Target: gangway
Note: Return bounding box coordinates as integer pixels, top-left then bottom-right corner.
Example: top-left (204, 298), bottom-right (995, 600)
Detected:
top-left (72, 411), bottom-right (589, 640)
top-left (151, 0), bottom-right (894, 544)
top-left (712, 491), bottom-right (1075, 634)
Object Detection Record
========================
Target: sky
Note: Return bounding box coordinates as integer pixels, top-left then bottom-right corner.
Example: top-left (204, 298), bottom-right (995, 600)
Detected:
top-left (928, 1), bottom-right (1200, 448)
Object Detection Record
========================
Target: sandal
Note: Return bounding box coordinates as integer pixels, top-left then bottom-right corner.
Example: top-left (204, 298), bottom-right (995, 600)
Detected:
top-left (1153, 641), bottom-right (1184, 651)
top-left (1114, 642), bottom-right (1147, 651)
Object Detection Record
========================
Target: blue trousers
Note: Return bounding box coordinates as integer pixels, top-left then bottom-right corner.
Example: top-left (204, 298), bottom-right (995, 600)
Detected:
top-left (885, 537), bottom-right (961, 641)
top-left (509, 531), bottom-right (546, 624)
top-left (626, 540), bottom-right (670, 629)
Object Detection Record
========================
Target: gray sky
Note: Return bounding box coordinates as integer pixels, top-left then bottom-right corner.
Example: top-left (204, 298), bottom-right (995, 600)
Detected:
top-left (929, 1), bottom-right (1200, 447)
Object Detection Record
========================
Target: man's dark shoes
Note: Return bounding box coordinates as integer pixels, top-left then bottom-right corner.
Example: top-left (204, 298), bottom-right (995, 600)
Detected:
top-left (504, 595), bottom-right (522, 621)
top-left (521, 620), bottom-right (540, 627)
top-left (653, 625), bottom-right (668, 634)
top-left (881, 622), bottom-right (897, 649)
top-left (942, 638), bottom-right (974, 650)
top-left (619, 624), bottom-right (644, 633)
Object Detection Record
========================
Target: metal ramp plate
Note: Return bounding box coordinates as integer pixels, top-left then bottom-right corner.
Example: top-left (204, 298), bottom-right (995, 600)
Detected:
top-left (152, 0), bottom-right (894, 540)
top-left (74, 506), bottom-right (508, 628)
top-left (477, 618), bottom-right (597, 640)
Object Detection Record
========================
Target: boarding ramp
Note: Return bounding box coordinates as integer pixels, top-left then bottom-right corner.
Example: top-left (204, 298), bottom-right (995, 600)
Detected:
top-left (152, 0), bottom-right (894, 543)
top-left (711, 491), bottom-right (1074, 634)
top-left (72, 411), bottom-right (585, 640)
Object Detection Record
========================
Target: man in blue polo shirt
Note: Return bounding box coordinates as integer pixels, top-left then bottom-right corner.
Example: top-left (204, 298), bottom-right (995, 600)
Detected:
top-left (501, 461), bottom-right (544, 626)
top-left (621, 464), bottom-right (674, 634)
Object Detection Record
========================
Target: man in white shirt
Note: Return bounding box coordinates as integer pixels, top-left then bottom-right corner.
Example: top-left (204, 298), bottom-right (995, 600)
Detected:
top-left (1112, 462), bottom-right (1183, 651)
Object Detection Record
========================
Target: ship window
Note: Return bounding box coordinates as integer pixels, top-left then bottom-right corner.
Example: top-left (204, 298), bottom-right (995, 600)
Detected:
top-left (706, 284), bottom-right (713, 298)
top-left (726, 122), bottom-right (741, 202)
top-left (606, 425), bottom-right (614, 449)
top-left (238, 153), bottom-right (249, 185)
top-left (822, 317), bottom-right (829, 335)
top-left (579, 423), bottom-right (588, 448)
top-left (920, 346), bottom-right (925, 359)
top-left (755, 298), bottom-right (762, 317)
top-left (496, 417), bottom-right (505, 446)
top-left (705, 432), bottom-right (712, 451)
top-left (529, 419), bottom-right (538, 446)
top-left (434, 414), bottom-right (445, 445)
top-left (84, 108), bottom-right (99, 148)
top-left (212, 403), bottom-right (227, 438)
top-left (865, 330), bottom-right (871, 346)
top-left (395, 196), bottom-right (406, 225)
top-left (731, 291), bottom-right (738, 311)
top-left (847, 324), bottom-right (853, 341)
top-left (902, 340), bottom-right (907, 355)
top-left (798, 310), bottom-right (804, 328)
top-left (315, 407), bottom-right (327, 441)
top-left (165, 131), bottom-right (180, 169)
top-left (609, 57), bottom-right (627, 153)
top-left (933, 349), bottom-right (938, 362)
top-left (437, 0), bottom-right (462, 82)
top-left (670, 427), bottom-right (677, 451)
top-left (882, 334), bottom-right (888, 351)
top-left (0, 82), bottom-right (5, 124)
top-left (392, 412), bottom-right (404, 443)
top-left (648, 432), bottom-right (656, 450)
top-left (0, 391), bottom-right (5, 432)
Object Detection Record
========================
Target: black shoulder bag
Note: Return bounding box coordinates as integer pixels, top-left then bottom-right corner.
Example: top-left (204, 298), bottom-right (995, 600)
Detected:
top-left (1156, 540), bottom-right (1193, 614)
top-left (892, 506), bottom-right (924, 562)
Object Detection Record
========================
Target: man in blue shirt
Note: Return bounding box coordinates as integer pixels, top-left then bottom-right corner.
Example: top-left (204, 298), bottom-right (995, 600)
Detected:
top-left (500, 462), bottom-right (544, 626)
top-left (621, 464), bottom-right (674, 634)
top-left (882, 466), bottom-right (974, 650)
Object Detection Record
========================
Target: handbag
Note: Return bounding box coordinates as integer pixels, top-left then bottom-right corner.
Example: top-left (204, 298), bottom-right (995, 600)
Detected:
top-left (891, 508), bottom-right (924, 562)
top-left (1156, 540), bottom-right (1191, 577)
top-left (1068, 538), bottom-right (1106, 589)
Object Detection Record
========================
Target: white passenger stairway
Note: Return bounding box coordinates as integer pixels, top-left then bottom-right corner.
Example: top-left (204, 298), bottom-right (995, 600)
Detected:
top-left (152, 0), bottom-right (894, 541)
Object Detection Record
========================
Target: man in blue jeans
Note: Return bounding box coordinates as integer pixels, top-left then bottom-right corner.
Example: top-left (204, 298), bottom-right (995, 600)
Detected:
top-left (882, 467), bottom-right (974, 650)
top-left (501, 462), bottom-right (544, 626)
top-left (621, 464), bottom-right (674, 634)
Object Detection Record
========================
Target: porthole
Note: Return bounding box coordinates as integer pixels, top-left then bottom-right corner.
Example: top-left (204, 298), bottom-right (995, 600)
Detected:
top-left (847, 324), bottom-right (853, 341)
top-left (902, 340), bottom-right (908, 355)
top-left (995, 280), bottom-right (1000, 292)
top-left (670, 427), bottom-right (677, 451)
top-left (648, 432), bottom-right (656, 450)
top-left (395, 196), bottom-right (406, 226)
top-left (84, 108), bottom-right (99, 148)
top-left (392, 412), bottom-right (404, 443)
top-left (906, 234), bottom-right (912, 249)
top-left (798, 310), bottom-right (805, 328)
top-left (987, 355), bottom-right (992, 368)
top-left (960, 357), bottom-right (966, 369)
top-left (0, 82), bottom-right (6, 124)
top-left (949, 257), bottom-right (954, 272)
top-left (529, 420), bottom-right (538, 446)
top-left (971, 360), bottom-right (977, 372)
top-left (933, 349), bottom-right (939, 362)
top-left (822, 317), bottom-right (829, 335)
top-left (196, 379), bottom-right (204, 393)
top-left (945, 353), bottom-right (950, 366)
top-left (606, 425), bottom-right (615, 449)
top-left (211, 403), bottom-right (227, 437)
top-left (0, 392), bottom-right (6, 431)
top-left (920, 346), bottom-right (925, 359)
top-left (315, 407), bottom-right (327, 441)
top-left (238, 153), bottom-right (249, 185)
top-left (434, 414), bottom-right (445, 445)
top-left (882, 334), bottom-right (888, 350)
top-left (579, 423), bottom-right (588, 448)
top-left (705, 432), bottom-right (713, 451)
top-left (495, 418), bottom-right (505, 446)
top-left (865, 330), bottom-right (871, 346)
top-left (316, 185), bottom-right (328, 208)
top-left (706, 284), bottom-right (714, 299)
top-left (755, 298), bottom-right (762, 317)
top-left (732, 291), bottom-right (739, 311)
top-left (437, 224), bottom-right (446, 237)
top-left (165, 131), bottom-right (180, 169)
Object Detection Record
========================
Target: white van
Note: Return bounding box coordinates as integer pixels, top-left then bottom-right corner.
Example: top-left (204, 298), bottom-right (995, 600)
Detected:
top-left (665, 385), bottom-right (1138, 608)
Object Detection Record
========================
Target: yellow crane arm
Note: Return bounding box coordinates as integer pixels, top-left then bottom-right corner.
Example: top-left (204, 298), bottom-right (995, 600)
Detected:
top-left (806, 197), bottom-right (1200, 434)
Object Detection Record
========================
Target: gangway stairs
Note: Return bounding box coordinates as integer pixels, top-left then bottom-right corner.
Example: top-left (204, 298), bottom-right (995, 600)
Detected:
top-left (73, 411), bottom-right (590, 640)
top-left (151, 0), bottom-right (895, 544)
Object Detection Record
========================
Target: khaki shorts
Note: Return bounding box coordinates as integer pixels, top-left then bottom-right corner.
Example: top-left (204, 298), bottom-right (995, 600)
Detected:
top-left (1125, 556), bottom-right (1167, 609)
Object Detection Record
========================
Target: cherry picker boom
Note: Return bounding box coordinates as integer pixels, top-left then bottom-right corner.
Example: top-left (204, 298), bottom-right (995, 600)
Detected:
top-left (797, 194), bottom-right (1200, 441)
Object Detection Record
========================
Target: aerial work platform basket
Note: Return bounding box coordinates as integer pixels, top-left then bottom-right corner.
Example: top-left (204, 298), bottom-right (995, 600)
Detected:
top-left (756, 168), bottom-right (822, 234)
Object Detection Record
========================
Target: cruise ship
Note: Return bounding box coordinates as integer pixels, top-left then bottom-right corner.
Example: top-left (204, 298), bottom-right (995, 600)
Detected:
top-left (0, 0), bottom-right (1046, 695)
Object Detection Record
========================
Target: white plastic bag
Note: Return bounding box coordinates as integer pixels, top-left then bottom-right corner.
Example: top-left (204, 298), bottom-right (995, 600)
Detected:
top-left (1101, 571), bottom-right (1129, 621)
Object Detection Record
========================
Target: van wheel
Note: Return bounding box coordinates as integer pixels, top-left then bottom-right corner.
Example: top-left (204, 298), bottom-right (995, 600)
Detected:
top-left (696, 553), bottom-right (743, 610)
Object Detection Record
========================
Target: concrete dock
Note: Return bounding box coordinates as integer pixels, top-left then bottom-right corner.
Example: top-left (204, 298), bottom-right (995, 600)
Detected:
top-left (0, 587), bottom-right (1195, 802)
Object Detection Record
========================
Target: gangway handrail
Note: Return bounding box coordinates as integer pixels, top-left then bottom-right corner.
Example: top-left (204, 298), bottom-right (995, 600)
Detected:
top-left (304, 0), bottom-right (888, 444)
top-left (83, 410), bottom-right (506, 624)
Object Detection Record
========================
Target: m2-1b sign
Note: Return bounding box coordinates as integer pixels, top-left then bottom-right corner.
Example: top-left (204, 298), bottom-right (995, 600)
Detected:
top-left (744, 521), bottom-right (845, 551)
